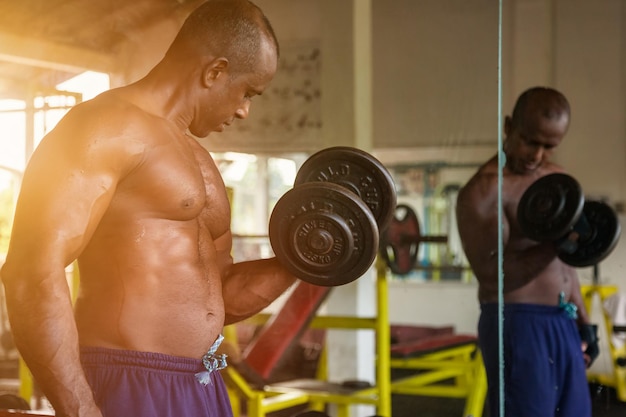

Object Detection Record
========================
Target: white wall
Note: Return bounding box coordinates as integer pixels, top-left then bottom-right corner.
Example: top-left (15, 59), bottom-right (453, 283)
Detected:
top-left (388, 281), bottom-right (480, 334)
top-left (553, 0), bottom-right (626, 203)
top-left (372, 0), bottom-right (500, 148)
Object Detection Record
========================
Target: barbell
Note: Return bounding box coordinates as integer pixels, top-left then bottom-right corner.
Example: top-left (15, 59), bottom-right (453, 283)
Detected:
top-left (378, 204), bottom-right (449, 275)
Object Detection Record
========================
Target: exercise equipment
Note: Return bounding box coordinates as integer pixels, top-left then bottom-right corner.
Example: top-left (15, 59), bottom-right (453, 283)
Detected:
top-left (243, 282), bottom-right (332, 381)
top-left (224, 256), bottom-right (487, 417)
top-left (291, 411), bottom-right (330, 417)
top-left (581, 284), bottom-right (626, 402)
top-left (294, 146), bottom-right (397, 231)
top-left (379, 204), bottom-right (448, 275)
top-left (270, 147), bottom-right (396, 287)
top-left (389, 332), bottom-right (486, 417)
top-left (557, 200), bottom-right (621, 267)
top-left (224, 257), bottom-right (393, 417)
top-left (517, 173), bottom-right (621, 267)
top-left (517, 173), bottom-right (584, 241)
top-left (270, 182), bottom-right (379, 286)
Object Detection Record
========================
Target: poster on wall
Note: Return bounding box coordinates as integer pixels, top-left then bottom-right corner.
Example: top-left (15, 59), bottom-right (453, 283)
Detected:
top-left (202, 41), bottom-right (321, 153)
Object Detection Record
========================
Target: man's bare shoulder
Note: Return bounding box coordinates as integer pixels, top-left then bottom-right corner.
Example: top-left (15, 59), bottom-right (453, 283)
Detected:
top-left (459, 157), bottom-right (500, 199)
top-left (62, 90), bottom-right (157, 136)
top-left (45, 89), bottom-right (172, 162)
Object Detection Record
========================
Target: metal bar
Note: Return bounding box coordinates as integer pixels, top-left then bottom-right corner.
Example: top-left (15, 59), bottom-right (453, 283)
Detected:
top-left (376, 258), bottom-right (391, 416)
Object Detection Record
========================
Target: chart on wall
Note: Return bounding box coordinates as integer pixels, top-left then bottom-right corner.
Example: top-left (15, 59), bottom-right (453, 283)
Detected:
top-left (203, 41), bottom-right (321, 153)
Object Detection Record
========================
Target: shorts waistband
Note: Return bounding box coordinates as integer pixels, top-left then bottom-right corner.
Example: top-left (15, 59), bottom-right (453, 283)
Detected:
top-left (480, 302), bottom-right (567, 315)
top-left (80, 346), bottom-right (204, 373)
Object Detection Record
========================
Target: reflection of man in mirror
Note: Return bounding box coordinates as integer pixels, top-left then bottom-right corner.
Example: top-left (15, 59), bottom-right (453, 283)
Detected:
top-left (456, 87), bottom-right (593, 417)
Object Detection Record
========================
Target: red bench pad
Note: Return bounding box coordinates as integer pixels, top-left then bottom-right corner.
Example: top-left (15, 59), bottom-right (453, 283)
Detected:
top-left (243, 282), bottom-right (331, 380)
top-left (390, 334), bottom-right (478, 358)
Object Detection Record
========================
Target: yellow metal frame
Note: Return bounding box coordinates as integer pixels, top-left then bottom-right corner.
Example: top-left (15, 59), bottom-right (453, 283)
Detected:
top-left (389, 342), bottom-right (486, 417)
top-left (223, 365), bottom-right (312, 416)
top-left (225, 258), bottom-right (391, 417)
top-left (225, 258), bottom-right (486, 417)
top-left (581, 284), bottom-right (626, 402)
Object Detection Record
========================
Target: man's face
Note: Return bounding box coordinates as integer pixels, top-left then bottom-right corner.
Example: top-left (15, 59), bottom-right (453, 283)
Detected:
top-left (190, 38), bottom-right (278, 137)
top-left (504, 112), bottom-right (569, 175)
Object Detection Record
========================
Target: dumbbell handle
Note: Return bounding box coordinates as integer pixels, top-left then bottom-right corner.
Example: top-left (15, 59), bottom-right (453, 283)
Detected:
top-left (396, 235), bottom-right (448, 245)
top-left (421, 235), bottom-right (448, 243)
top-left (556, 212), bottom-right (593, 254)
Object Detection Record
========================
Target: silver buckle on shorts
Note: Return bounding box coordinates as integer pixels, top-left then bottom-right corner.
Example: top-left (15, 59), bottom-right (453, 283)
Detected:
top-left (195, 334), bottom-right (228, 385)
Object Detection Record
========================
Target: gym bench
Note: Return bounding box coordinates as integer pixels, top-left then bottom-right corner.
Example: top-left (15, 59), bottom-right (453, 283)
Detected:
top-left (224, 259), bottom-right (391, 417)
top-left (388, 332), bottom-right (486, 417)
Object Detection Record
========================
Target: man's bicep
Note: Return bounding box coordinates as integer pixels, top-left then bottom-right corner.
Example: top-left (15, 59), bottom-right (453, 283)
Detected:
top-left (457, 193), bottom-right (503, 265)
top-left (212, 230), bottom-right (234, 277)
top-left (8, 141), bottom-right (119, 271)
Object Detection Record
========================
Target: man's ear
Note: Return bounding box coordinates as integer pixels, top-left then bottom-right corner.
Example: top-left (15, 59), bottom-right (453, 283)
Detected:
top-left (504, 115), bottom-right (512, 136)
top-left (203, 57), bottom-right (229, 87)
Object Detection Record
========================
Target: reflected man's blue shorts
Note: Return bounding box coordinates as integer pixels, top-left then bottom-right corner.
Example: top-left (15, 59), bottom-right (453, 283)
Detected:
top-left (479, 303), bottom-right (591, 417)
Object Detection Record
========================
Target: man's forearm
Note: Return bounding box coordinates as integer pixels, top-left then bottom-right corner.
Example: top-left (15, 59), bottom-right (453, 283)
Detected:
top-left (3, 277), bottom-right (101, 417)
top-left (222, 257), bottom-right (296, 324)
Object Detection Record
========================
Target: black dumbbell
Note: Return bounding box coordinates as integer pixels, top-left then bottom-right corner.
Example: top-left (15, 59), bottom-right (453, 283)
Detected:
top-left (517, 173), bottom-right (621, 267)
top-left (269, 147), bottom-right (397, 286)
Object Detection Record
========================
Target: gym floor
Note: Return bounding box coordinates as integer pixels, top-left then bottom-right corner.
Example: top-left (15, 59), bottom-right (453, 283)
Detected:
top-left (7, 379), bottom-right (626, 416)
top-left (390, 384), bottom-right (626, 417)
top-left (259, 335), bottom-right (626, 417)
top-left (272, 386), bottom-right (626, 417)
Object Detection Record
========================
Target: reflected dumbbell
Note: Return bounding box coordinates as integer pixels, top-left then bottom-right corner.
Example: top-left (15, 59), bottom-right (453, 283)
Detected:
top-left (517, 173), bottom-right (621, 267)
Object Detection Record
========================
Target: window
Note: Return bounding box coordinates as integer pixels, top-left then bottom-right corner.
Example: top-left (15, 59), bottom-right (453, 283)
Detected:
top-left (215, 152), bottom-right (306, 261)
top-left (0, 71), bottom-right (110, 259)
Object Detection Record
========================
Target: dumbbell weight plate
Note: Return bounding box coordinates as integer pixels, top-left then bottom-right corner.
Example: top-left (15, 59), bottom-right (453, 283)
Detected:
top-left (558, 200), bottom-right (621, 267)
top-left (379, 204), bottom-right (420, 275)
top-left (269, 182), bottom-right (379, 286)
top-left (517, 173), bottom-right (585, 241)
top-left (294, 146), bottom-right (397, 231)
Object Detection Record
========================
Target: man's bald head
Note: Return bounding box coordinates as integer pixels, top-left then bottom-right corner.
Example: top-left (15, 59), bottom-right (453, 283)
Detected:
top-left (167, 0), bottom-right (279, 75)
top-left (510, 86), bottom-right (571, 130)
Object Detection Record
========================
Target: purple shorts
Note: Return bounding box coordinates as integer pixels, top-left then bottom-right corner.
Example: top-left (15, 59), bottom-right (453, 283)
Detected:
top-left (80, 346), bottom-right (234, 417)
top-left (479, 303), bottom-right (591, 417)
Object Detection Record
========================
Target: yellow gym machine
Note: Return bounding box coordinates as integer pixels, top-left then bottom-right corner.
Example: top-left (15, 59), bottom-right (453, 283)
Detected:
top-left (223, 258), bottom-right (392, 417)
top-left (389, 334), bottom-right (486, 417)
top-left (223, 258), bottom-right (486, 417)
top-left (581, 283), bottom-right (626, 402)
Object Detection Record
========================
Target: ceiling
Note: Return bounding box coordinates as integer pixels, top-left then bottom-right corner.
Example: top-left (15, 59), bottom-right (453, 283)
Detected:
top-left (0, 0), bottom-right (203, 100)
